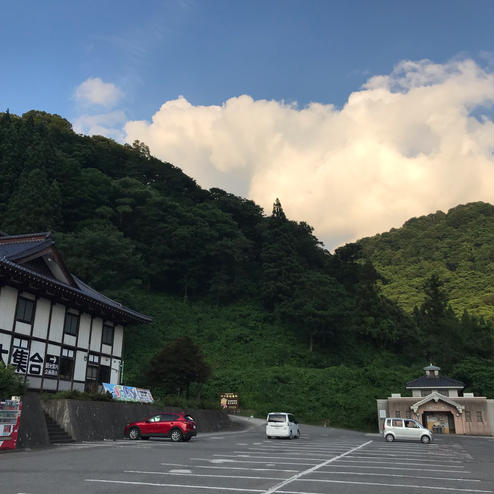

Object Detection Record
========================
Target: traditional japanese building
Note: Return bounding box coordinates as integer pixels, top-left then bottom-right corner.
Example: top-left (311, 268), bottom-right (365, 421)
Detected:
top-left (377, 364), bottom-right (494, 436)
top-left (0, 232), bottom-right (151, 393)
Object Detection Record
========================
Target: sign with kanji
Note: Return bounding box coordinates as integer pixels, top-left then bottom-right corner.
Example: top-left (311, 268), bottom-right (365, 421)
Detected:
top-left (220, 393), bottom-right (239, 409)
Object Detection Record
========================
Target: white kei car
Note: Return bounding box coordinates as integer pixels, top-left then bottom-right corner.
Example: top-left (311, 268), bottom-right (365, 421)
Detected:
top-left (266, 412), bottom-right (300, 439)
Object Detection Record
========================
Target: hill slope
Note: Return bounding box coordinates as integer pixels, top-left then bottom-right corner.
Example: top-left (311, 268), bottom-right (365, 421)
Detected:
top-left (1, 110), bottom-right (492, 430)
top-left (357, 202), bottom-right (494, 321)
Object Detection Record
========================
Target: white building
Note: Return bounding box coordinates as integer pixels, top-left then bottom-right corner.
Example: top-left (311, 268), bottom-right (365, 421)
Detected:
top-left (0, 232), bottom-right (151, 392)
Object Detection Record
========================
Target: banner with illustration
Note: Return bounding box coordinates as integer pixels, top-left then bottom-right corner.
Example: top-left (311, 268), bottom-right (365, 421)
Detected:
top-left (102, 383), bottom-right (154, 403)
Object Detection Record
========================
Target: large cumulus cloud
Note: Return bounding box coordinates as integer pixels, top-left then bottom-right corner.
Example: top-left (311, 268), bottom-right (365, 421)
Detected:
top-left (124, 59), bottom-right (493, 249)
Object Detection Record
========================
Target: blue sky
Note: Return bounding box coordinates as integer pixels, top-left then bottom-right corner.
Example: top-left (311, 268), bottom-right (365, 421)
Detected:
top-left (2, 0), bottom-right (493, 248)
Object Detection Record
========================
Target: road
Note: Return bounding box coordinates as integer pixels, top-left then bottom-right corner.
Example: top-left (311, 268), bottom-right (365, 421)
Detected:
top-left (1, 416), bottom-right (493, 494)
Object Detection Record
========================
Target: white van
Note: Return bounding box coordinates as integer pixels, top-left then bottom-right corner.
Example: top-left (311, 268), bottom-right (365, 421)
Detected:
top-left (266, 412), bottom-right (300, 439)
top-left (383, 417), bottom-right (432, 444)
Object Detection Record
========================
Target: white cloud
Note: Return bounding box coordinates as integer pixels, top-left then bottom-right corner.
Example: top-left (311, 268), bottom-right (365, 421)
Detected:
top-left (73, 111), bottom-right (126, 141)
top-left (124, 59), bottom-right (494, 249)
top-left (75, 77), bottom-right (123, 107)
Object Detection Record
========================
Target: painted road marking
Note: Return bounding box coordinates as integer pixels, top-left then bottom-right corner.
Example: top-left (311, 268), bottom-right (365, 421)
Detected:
top-left (291, 478), bottom-right (493, 492)
top-left (311, 470), bottom-right (481, 482)
top-left (261, 440), bottom-right (373, 494)
top-left (164, 464), bottom-right (298, 473)
top-left (191, 457), bottom-right (318, 466)
top-left (124, 469), bottom-right (287, 481)
top-left (322, 464), bottom-right (470, 473)
top-left (86, 479), bottom-right (263, 492)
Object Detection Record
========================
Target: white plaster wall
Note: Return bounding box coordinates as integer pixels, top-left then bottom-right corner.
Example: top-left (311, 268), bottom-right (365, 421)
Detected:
top-left (77, 313), bottom-right (91, 349)
top-left (0, 332), bottom-right (11, 364)
top-left (14, 321), bottom-right (31, 335)
top-left (111, 358), bottom-right (121, 384)
top-left (90, 318), bottom-right (102, 351)
top-left (101, 343), bottom-right (112, 355)
top-left (50, 304), bottom-right (65, 342)
top-left (487, 400), bottom-right (494, 437)
top-left (0, 286), bottom-right (17, 331)
top-left (113, 325), bottom-right (124, 357)
top-left (74, 350), bottom-right (87, 381)
top-left (47, 343), bottom-right (61, 356)
top-left (32, 297), bottom-right (50, 339)
top-left (63, 333), bottom-right (77, 347)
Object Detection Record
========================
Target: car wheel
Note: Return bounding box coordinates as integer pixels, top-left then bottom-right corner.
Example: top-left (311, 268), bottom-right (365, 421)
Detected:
top-left (170, 429), bottom-right (184, 442)
top-left (141, 436), bottom-right (150, 440)
top-left (385, 434), bottom-right (394, 442)
top-left (295, 430), bottom-right (300, 439)
top-left (421, 435), bottom-right (431, 444)
top-left (182, 436), bottom-right (191, 442)
top-left (128, 427), bottom-right (141, 440)
top-left (266, 436), bottom-right (272, 439)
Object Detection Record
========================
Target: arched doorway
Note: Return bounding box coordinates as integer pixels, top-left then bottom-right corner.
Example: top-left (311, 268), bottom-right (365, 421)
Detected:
top-left (422, 411), bottom-right (456, 434)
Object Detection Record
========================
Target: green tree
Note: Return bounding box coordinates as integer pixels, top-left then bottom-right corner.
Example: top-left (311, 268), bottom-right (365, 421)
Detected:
top-left (147, 337), bottom-right (211, 398)
top-left (0, 363), bottom-right (26, 400)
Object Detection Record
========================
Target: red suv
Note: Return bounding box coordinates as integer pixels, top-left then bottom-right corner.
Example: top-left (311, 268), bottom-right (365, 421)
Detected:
top-left (124, 412), bottom-right (197, 442)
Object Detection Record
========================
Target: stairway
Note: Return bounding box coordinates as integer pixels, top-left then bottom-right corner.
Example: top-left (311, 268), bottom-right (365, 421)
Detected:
top-left (44, 412), bottom-right (75, 444)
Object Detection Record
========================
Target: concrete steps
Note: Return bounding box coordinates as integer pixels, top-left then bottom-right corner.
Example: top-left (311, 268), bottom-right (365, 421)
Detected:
top-left (44, 412), bottom-right (75, 444)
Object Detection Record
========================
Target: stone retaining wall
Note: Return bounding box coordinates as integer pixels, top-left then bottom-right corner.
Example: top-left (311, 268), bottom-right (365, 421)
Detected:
top-left (17, 392), bottom-right (232, 448)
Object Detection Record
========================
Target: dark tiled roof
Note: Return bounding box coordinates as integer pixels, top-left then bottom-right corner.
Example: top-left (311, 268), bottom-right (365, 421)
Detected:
top-left (406, 376), bottom-right (464, 389)
top-left (0, 233), bottom-right (151, 324)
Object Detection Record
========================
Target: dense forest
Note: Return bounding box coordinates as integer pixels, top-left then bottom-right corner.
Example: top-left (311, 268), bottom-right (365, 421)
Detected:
top-left (357, 202), bottom-right (493, 321)
top-left (1, 110), bottom-right (492, 430)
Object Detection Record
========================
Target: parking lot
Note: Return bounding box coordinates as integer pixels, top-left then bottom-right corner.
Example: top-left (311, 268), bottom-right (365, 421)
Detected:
top-left (1, 419), bottom-right (493, 494)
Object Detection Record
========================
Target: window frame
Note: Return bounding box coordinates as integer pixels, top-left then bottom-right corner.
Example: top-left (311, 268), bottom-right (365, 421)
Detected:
top-left (59, 348), bottom-right (75, 381)
top-left (101, 323), bottom-right (114, 346)
top-left (15, 296), bottom-right (35, 324)
top-left (63, 311), bottom-right (80, 337)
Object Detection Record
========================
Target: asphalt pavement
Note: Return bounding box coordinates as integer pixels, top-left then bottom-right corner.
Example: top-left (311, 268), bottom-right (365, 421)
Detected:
top-left (1, 415), bottom-right (492, 494)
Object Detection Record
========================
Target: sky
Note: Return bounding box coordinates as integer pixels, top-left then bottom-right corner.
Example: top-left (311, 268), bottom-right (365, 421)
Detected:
top-left (1, 0), bottom-right (493, 249)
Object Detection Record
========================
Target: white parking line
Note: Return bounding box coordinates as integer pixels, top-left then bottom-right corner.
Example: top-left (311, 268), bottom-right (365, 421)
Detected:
top-left (311, 470), bottom-right (481, 482)
top-left (226, 454), bottom-right (332, 461)
top-left (191, 457), bottom-right (317, 466)
top-left (163, 463), bottom-right (298, 473)
top-left (290, 478), bottom-right (493, 492)
top-left (322, 464), bottom-right (470, 473)
top-left (339, 458), bottom-right (465, 467)
top-left (261, 440), bottom-right (373, 494)
top-left (85, 479), bottom-right (263, 492)
top-left (124, 469), bottom-right (287, 481)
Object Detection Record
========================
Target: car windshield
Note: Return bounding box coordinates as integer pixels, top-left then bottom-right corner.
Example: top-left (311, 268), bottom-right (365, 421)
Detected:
top-left (268, 414), bottom-right (287, 423)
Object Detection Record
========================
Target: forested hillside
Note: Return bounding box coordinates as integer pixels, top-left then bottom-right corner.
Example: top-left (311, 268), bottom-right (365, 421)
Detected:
top-left (357, 203), bottom-right (493, 321)
top-left (1, 110), bottom-right (492, 430)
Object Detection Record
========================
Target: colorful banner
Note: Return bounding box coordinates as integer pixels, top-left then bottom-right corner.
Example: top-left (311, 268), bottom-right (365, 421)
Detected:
top-left (102, 383), bottom-right (154, 403)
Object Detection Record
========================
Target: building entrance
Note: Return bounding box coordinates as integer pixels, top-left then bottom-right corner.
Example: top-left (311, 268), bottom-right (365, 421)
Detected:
top-left (422, 411), bottom-right (455, 434)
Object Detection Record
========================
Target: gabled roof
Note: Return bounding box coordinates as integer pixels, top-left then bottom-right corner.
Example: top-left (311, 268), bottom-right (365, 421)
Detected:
top-left (406, 375), bottom-right (464, 389)
top-left (0, 232), bottom-right (151, 324)
top-left (410, 391), bottom-right (464, 414)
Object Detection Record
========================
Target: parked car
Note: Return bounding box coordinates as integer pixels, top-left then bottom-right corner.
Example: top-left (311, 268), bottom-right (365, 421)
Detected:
top-left (266, 412), bottom-right (300, 439)
top-left (383, 417), bottom-right (432, 444)
top-left (124, 412), bottom-right (197, 442)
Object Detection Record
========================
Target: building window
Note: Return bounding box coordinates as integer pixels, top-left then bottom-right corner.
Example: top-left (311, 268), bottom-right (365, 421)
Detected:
top-left (476, 411), bottom-right (483, 423)
top-left (63, 312), bottom-right (79, 337)
top-left (421, 390), bottom-right (430, 397)
top-left (15, 296), bottom-right (35, 324)
top-left (395, 411), bottom-right (401, 417)
top-left (86, 365), bottom-right (99, 381)
top-left (59, 348), bottom-right (74, 380)
top-left (88, 353), bottom-right (100, 364)
top-left (99, 365), bottom-right (111, 384)
top-left (102, 324), bottom-right (114, 346)
top-left (406, 410), bottom-right (412, 419)
top-left (465, 411), bottom-right (471, 422)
